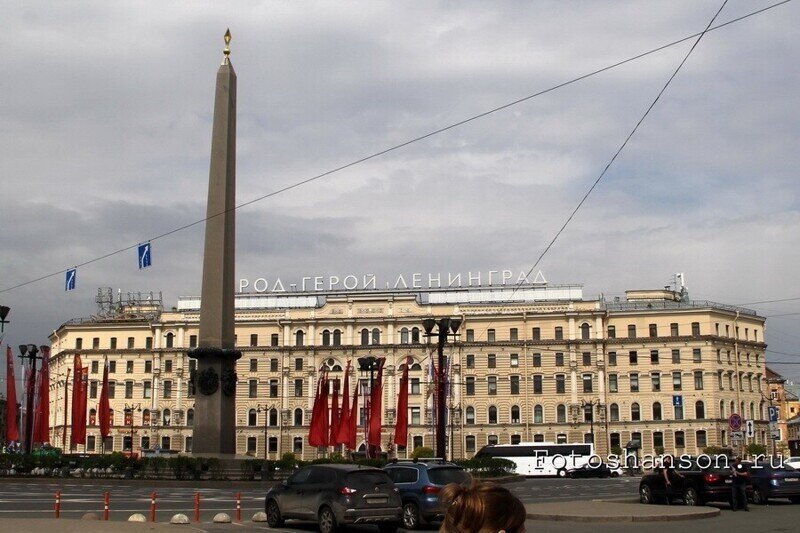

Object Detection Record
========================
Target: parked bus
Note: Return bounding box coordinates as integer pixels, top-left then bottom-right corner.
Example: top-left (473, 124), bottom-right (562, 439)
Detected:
top-left (474, 442), bottom-right (596, 477)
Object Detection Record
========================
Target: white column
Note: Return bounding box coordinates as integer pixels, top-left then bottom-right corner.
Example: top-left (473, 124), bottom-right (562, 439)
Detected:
top-left (283, 324), bottom-right (291, 346)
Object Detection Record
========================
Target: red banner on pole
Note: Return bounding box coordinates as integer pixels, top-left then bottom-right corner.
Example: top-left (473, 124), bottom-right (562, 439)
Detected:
top-left (335, 361), bottom-right (351, 446)
top-left (347, 378), bottom-right (359, 450)
top-left (394, 356), bottom-right (411, 447)
top-left (5, 346), bottom-right (19, 442)
top-left (308, 369), bottom-right (329, 447)
top-left (70, 356), bottom-right (87, 445)
top-left (99, 359), bottom-right (110, 439)
top-left (33, 347), bottom-right (51, 444)
top-left (367, 358), bottom-right (386, 448)
top-left (328, 380), bottom-right (340, 447)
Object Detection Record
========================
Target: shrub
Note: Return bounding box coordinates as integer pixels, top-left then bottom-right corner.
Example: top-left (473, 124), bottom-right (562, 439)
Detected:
top-left (746, 443), bottom-right (767, 457)
top-left (411, 446), bottom-right (434, 460)
top-left (654, 446), bottom-right (665, 456)
top-left (455, 457), bottom-right (516, 477)
top-left (611, 445), bottom-right (623, 456)
top-left (277, 452), bottom-right (297, 471)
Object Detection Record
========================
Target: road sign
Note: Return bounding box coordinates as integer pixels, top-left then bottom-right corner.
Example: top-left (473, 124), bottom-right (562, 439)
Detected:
top-left (138, 242), bottom-right (152, 269)
top-left (771, 429), bottom-right (781, 440)
top-left (672, 395), bottom-right (683, 407)
top-left (65, 268), bottom-right (77, 291)
top-left (729, 413), bottom-right (743, 431)
top-left (768, 406), bottom-right (779, 422)
top-left (731, 431), bottom-right (744, 439)
top-left (746, 420), bottom-right (755, 438)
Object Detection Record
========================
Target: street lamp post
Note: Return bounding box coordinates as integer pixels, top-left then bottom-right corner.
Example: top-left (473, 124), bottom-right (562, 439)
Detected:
top-left (421, 317), bottom-right (461, 460)
top-left (124, 403), bottom-right (141, 455)
top-left (0, 305), bottom-right (10, 334)
top-left (580, 398), bottom-right (601, 446)
top-left (357, 356), bottom-right (382, 458)
top-left (256, 404), bottom-right (273, 460)
top-left (18, 344), bottom-right (43, 454)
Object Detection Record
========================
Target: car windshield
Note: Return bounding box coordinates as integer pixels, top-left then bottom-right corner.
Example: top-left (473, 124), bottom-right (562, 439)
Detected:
top-left (346, 471), bottom-right (392, 489)
top-left (428, 467), bottom-right (471, 486)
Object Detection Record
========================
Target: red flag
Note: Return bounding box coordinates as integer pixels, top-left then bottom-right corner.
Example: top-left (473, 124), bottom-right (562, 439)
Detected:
top-left (394, 356), bottom-right (411, 447)
top-left (33, 347), bottom-right (51, 444)
top-left (368, 358), bottom-right (386, 447)
top-left (5, 346), bottom-right (19, 442)
top-left (308, 370), bottom-right (328, 447)
top-left (335, 361), bottom-right (351, 445)
top-left (328, 379), bottom-right (340, 447)
top-left (347, 379), bottom-right (359, 450)
top-left (70, 356), bottom-right (81, 446)
top-left (98, 359), bottom-right (110, 439)
top-left (70, 356), bottom-right (87, 445)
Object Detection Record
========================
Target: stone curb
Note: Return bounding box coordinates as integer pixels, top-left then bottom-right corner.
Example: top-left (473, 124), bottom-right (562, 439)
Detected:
top-left (526, 507), bottom-right (720, 523)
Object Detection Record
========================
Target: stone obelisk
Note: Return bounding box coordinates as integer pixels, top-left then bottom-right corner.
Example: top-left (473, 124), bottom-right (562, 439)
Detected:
top-left (188, 29), bottom-right (241, 455)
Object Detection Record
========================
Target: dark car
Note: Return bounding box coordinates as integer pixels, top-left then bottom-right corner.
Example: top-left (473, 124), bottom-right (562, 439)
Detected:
top-left (567, 462), bottom-right (621, 478)
top-left (639, 457), bottom-right (741, 506)
top-left (741, 462), bottom-right (800, 504)
top-left (264, 464), bottom-right (402, 533)
top-left (383, 459), bottom-right (472, 529)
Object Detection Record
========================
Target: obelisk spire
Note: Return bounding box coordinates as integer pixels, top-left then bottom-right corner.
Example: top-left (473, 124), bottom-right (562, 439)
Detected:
top-left (189, 29), bottom-right (241, 456)
top-left (222, 28), bottom-right (231, 65)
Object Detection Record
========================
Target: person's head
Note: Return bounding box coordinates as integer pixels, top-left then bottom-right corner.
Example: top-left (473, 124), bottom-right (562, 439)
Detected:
top-left (439, 481), bottom-right (526, 533)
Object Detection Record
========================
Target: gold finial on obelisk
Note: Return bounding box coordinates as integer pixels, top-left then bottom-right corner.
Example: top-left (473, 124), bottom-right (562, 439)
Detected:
top-left (223, 28), bottom-right (232, 64)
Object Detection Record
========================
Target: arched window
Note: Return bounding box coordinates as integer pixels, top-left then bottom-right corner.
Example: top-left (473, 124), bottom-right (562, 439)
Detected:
top-left (185, 409), bottom-right (194, 427)
top-left (584, 404), bottom-right (594, 422)
top-left (165, 332), bottom-right (174, 348)
top-left (295, 330), bottom-right (304, 347)
top-left (89, 408), bottom-right (97, 426)
top-left (580, 323), bottom-right (591, 340)
top-left (466, 406), bottom-right (475, 425)
top-left (631, 403), bottom-right (641, 421)
top-left (269, 408), bottom-right (279, 426)
top-left (333, 329), bottom-right (342, 346)
top-left (411, 327), bottom-right (420, 344)
top-left (411, 362), bottom-right (422, 371)
top-left (109, 409), bottom-right (115, 426)
top-left (610, 403), bottom-right (620, 422)
top-left (142, 409), bottom-right (151, 426)
top-left (749, 402), bottom-right (755, 420)
top-left (294, 408), bottom-right (304, 426)
top-left (322, 330), bottom-right (331, 346)
top-left (760, 401), bottom-right (766, 420)
top-left (322, 358), bottom-right (342, 372)
top-left (361, 329), bottom-right (369, 346)
top-left (248, 409), bottom-right (257, 426)
top-left (652, 402), bottom-right (662, 421)
top-left (557, 404), bottom-right (566, 423)
top-left (511, 405), bottom-right (521, 423)
top-left (730, 401), bottom-right (735, 416)
top-left (719, 400), bottom-right (725, 418)
top-left (534, 405), bottom-right (544, 424)
top-left (162, 408), bottom-right (171, 426)
top-left (371, 328), bottom-right (381, 345)
top-left (488, 406), bottom-right (498, 424)
top-left (400, 328), bottom-right (409, 344)
top-left (695, 401), bottom-right (705, 419)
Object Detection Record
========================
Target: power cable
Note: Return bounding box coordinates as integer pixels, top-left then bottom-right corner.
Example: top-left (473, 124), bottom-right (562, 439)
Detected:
top-left (0, 0), bottom-right (793, 295)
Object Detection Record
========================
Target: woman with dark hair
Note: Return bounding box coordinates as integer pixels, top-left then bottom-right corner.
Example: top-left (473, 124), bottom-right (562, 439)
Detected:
top-left (439, 481), bottom-right (526, 533)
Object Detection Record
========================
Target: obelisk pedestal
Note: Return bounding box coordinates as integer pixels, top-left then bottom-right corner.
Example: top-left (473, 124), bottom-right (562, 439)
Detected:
top-left (188, 30), bottom-right (241, 456)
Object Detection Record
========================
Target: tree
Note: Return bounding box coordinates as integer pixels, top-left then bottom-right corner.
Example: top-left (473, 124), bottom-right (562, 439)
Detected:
top-left (745, 443), bottom-right (767, 457)
top-left (411, 446), bottom-right (435, 459)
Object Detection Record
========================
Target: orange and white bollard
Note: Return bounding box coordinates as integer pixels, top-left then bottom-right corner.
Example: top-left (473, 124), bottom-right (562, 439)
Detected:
top-left (103, 491), bottom-right (110, 521)
top-left (235, 492), bottom-right (242, 522)
top-left (194, 492), bottom-right (201, 523)
top-left (150, 491), bottom-right (157, 522)
top-left (54, 491), bottom-right (61, 518)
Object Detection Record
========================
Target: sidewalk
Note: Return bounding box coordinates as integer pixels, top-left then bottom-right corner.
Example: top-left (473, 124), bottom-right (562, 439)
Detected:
top-left (525, 500), bottom-right (720, 522)
top-left (0, 519), bottom-right (195, 532)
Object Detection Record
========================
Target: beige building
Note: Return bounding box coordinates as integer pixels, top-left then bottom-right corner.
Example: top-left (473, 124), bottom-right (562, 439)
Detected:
top-left (47, 280), bottom-right (769, 460)
top-left (767, 366), bottom-right (800, 445)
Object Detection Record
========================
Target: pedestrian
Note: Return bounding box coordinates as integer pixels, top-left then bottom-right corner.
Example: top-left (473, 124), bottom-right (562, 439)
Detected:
top-left (661, 456), bottom-right (683, 505)
top-left (439, 481), bottom-right (526, 533)
top-left (730, 457), bottom-right (750, 511)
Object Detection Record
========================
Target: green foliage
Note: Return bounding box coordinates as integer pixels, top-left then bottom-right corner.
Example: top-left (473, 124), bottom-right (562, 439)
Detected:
top-left (611, 445), bottom-right (623, 456)
top-left (454, 457), bottom-right (516, 477)
top-left (169, 456), bottom-right (198, 480)
top-left (746, 443), bottom-right (767, 457)
top-left (703, 446), bottom-right (731, 457)
top-left (277, 452), bottom-right (297, 470)
top-left (411, 446), bottom-right (434, 460)
top-left (654, 446), bottom-right (665, 456)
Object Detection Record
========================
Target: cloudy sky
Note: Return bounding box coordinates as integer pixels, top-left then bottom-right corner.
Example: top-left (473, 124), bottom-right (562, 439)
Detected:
top-left (1, 0), bottom-right (799, 386)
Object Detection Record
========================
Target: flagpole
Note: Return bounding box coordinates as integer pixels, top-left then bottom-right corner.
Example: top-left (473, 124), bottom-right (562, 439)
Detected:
top-left (62, 368), bottom-right (70, 451)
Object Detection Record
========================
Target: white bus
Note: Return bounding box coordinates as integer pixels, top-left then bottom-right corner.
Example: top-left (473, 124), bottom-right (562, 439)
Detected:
top-left (474, 442), bottom-right (596, 477)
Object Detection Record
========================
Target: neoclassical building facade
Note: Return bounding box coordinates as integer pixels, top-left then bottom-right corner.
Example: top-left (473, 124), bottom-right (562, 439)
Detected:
top-left (47, 281), bottom-right (769, 460)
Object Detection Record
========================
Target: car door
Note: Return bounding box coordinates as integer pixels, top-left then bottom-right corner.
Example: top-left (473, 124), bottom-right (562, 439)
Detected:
top-left (282, 467), bottom-right (313, 517)
top-left (386, 466), bottom-right (419, 501)
top-left (297, 467), bottom-right (335, 519)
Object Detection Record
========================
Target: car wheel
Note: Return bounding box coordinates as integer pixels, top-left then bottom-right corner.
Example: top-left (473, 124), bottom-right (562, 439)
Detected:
top-left (752, 488), bottom-right (768, 505)
top-left (557, 469), bottom-right (567, 478)
top-left (265, 499), bottom-right (284, 528)
top-left (403, 502), bottom-right (421, 530)
top-left (318, 505), bottom-right (338, 533)
top-left (683, 487), bottom-right (702, 507)
top-left (639, 484), bottom-right (653, 504)
top-left (378, 522), bottom-right (400, 533)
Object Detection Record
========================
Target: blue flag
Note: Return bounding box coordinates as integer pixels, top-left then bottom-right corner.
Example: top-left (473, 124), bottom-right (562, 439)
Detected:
top-left (65, 268), bottom-right (77, 291)
top-left (138, 242), bottom-right (152, 269)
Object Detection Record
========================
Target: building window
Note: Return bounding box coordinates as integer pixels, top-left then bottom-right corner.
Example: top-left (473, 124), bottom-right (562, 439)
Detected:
top-left (249, 359), bottom-right (258, 372)
top-left (250, 334), bottom-right (258, 347)
top-left (125, 381), bottom-right (133, 399)
top-left (648, 324), bottom-right (657, 338)
top-left (87, 435), bottom-right (96, 451)
top-left (695, 401), bottom-right (705, 419)
top-left (582, 374), bottom-right (592, 393)
top-left (145, 337), bottom-right (153, 349)
top-left (186, 409), bottom-right (194, 427)
top-left (511, 405), bottom-right (521, 423)
top-left (488, 376), bottom-right (497, 395)
top-left (249, 379), bottom-right (258, 398)
top-left (556, 434), bottom-right (567, 444)
top-left (294, 379), bottom-right (303, 397)
top-left (270, 379), bottom-right (278, 398)
top-left (580, 323), bottom-right (591, 340)
top-left (609, 374), bottom-right (618, 393)
top-left (144, 360), bottom-right (152, 373)
top-left (557, 404), bottom-right (566, 423)
top-left (608, 351), bottom-right (617, 366)
top-left (411, 407), bottom-right (421, 425)
top-left (610, 403), bottom-right (619, 422)
top-left (487, 329), bottom-right (496, 342)
top-left (360, 329), bottom-right (369, 346)
top-left (330, 329), bottom-right (340, 346)
top-left (674, 403), bottom-right (684, 420)
top-left (488, 406), bottom-right (498, 424)
top-left (295, 330), bottom-right (304, 346)
top-left (694, 371), bottom-right (704, 390)
top-left (165, 333), bottom-right (174, 348)
top-left (410, 377), bottom-right (420, 395)
top-left (691, 322), bottom-right (700, 336)
top-left (109, 361), bottom-right (117, 373)
top-left (510, 328), bottom-right (518, 341)
top-left (294, 358), bottom-right (303, 371)
top-left (582, 352), bottom-right (591, 366)
top-left (510, 375), bottom-right (520, 395)
top-left (555, 352), bottom-right (564, 366)
top-left (653, 431), bottom-right (664, 449)
top-left (189, 335), bottom-right (197, 348)
top-left (293, 437), bottom-right (303, 454)
top-left (294, 408), bottom-right (304, 426)
top-left (692, 348), bottom-right (702, 363)
top-left (163, 380), bottom-right (172, 398)
top-left (671, 323), bottom-right (679, 336)
top-left (162, 409), bottom-right (171, 426)
top-left (607, 325), bottom-right (615, 338)
top-left (127, 337), bottom-right (135, 349)
top-left (584, 404), bottom-right (594, 423)
top-left (93, 337), bottom-right (100, 349)
top-left (630, 373), bottom-right (639, 392)
top-left (532, 327), bottom-right (541, 340)
top-left (465, 407), bottom-right (475, 425)
top-left (269, 408), bottom-right (278, 426)
top-left (510, 353), bottom-right (519, 367)
top-left (270, 358), bottom-right (278, 372)
top-left (556, 374), bottom-right (566, 394)
top-left (164, 359), bottom-right (172, 373)
top-left (89, 381), bottom-right (98, 399)
top-left (466, 436), bottom-right (476, 453)
top-left (672, 371), bottom-right (682, 391)
top-left (651, 372), bottom-right (661, 392)
top-left (696, 430), bottom-right (707, 448)
top-left (466, 354), bottom-right (475, 368)
top-left (466, 377), bottom-right (475, 396)
top-left (248, 409), bottom-right (257, 426)
top-left (271, 334), bottom-right (279, 346)
top-left (533, 375), bottom-right (543, 394)
top-left (143, 380), bottom-right (152, 399)
top-left (488, 435), bottom-right (499, 445)
top-left (371, 328), bottom-right (381, 345)
top-left (91, 361), bottom-right (99, 374)
top-left (650, 350), bottom-right (659, 364)
top-left (466, 329), bottom-right (474, 342)
top-left (532, 353), bottom-right (541, 367)
top-left (629, 351), bottom-right (638, 365)
top-left (627, 325), bottom-right (636, 338)
top-left (610, 433), bottom-right (621, 448)
top-left (653, 402), bottom-right (662, 420)
top-left (675, 431), bottom-right (685, 448)
top-left (554, 327), bottom-right (563, 340)
top-left (110, 337), bottom-right (117, 350)
top-left (487, 354), bottom-right (496, 369)
top-left (399, 328), bottom-right (409, 344)
top-left (534, 405), bottom-right (544, 424)
top-left (107, 381), bottom-right (115, 399)
top-left (126, 360), bottom-right (134, 373)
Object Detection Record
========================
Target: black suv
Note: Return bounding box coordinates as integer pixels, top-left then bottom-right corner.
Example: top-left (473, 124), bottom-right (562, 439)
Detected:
top-left (264, 464), bottom-right (402, 533)
top-left (639, 457), bottom-right (741, 506)
top-left (383, 459), bottom-right (472, 529)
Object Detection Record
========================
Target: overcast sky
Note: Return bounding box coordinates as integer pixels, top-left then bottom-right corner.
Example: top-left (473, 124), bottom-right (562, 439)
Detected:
top-left (1, 1), bottom-right (799, 387)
